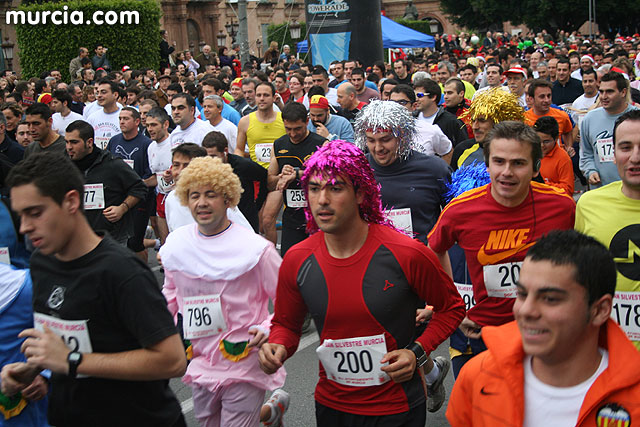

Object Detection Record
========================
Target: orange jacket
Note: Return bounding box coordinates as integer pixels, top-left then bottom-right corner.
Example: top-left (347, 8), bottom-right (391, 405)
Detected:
top-left (446, 320), bottom-right (640, 427)
top-left (539, 142), bottom-right (575, 195)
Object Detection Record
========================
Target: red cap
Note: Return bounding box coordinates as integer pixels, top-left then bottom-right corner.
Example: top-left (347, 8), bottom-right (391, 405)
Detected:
top-left (309, 95), bottom-right (329, 110)
top-left (503, 66), bottom-right (527, 79)
top-left (122, 65), bottom-right (131, 72)
top-left (231, 77), bottom-right (243, 88)
top-left (37, 93), bottom-right (52, 104)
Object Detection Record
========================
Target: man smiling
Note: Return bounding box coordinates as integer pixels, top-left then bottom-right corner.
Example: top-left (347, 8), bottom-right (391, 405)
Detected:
top-left (447, 230), bottom-right (640, 426)
top-left (428, 121), bottom-right (575, 376)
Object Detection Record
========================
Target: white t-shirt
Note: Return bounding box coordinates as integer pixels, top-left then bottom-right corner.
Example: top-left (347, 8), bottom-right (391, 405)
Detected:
top-left (52, 111), bottom-right (84, 136)
top-left (87, 107), bottom-right (122, 150)
top-left (571, 94), bottom-right (599, 125)
top-left (210, 118), bottom-right (238, 152)
top-left (417, 111), bottom-right (438, 126)
top-left (169, 119), bottom-right (215, 148)
top-left (523, 349), bottom-right (608, 427)
top-left (164, 190), bottom-right (253, 233)
top-left (414, 120), bottom-right (452, 156)
top-left (571, 69), bottom-right (584, 81)
top-left (147, 137), bottom-right (173, 194)
top-left (83, 100), bottom-right (99, 119)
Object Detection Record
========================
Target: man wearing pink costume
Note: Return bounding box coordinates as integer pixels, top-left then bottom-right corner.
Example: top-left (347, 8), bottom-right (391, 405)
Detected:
top-left (160, 156), bottom-right (288, 426)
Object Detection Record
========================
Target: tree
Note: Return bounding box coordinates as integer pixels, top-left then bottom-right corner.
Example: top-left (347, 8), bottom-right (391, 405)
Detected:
top-left (440, 0), bottom-right (640, 35)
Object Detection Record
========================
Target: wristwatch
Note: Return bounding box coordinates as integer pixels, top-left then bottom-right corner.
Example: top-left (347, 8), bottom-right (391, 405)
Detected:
top-left (406, 342), bottom-right (428, 368)
top-left (67, 351), bottom-right (83, 378)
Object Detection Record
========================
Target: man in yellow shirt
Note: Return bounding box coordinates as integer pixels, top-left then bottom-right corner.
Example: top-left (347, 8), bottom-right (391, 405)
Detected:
top-left (575, 109), bottom-right (640, 349)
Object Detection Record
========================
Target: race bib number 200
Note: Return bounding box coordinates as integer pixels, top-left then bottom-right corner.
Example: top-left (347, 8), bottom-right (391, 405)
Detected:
top-left (316, 334), bottom-right (390, 387)
top-left (483, 262), bottom-right (522, 298)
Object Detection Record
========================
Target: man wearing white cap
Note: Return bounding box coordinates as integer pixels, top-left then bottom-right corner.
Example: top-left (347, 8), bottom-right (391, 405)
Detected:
top-left (504, 67), bottom-right (528, 107)
top-left (571, 54), bottom-right (596, 81)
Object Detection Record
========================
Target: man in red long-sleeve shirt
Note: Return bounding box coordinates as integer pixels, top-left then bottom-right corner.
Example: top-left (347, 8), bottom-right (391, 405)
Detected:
top-left (258, 140), bottom-right (465, 426)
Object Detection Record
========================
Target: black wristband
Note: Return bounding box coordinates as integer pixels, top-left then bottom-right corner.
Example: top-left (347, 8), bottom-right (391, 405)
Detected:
top-left (406, 342), bottom-right (428, 368)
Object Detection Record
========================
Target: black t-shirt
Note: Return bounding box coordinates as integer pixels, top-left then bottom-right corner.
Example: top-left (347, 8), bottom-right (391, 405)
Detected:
top-left (228, 153), bottom-right (268, 233)
top-left (30, 236), bottom-right (182, 426)
top-left (274, 131), bottom-right (326, 231)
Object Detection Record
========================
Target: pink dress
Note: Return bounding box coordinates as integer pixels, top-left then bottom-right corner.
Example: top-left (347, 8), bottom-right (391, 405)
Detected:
top-left (160, 223), bottom-right (286, 393)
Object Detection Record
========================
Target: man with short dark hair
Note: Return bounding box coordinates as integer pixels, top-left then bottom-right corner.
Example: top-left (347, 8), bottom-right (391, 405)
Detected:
top-left (414, 78), bottom-right (468, 146)
top-left (69, 47), bottom-right (89, 81)
top-left (393, 59), bottom-right (412, 85)
top-left (86, 79), bottom-right (122, 149)
top-left (443, 77), bottom-right (473, 139)
top-left (328, 61), bottom-right (345, 88)
top-left (349, 68), bottom-right (380, 104)
top-left (552, 57), bottom-right (584, 105)
top-left (534, 116), bottom-right (574, 195)
top-left (447, 229), bottom-right (640, 426)
top-left (24, 103), bottom-right (66, 158)
top-left (169, 93), bottom-right (214, 148)
top-left (1, 150), bottom-right (186, 426)
top-left (524, 79), bottom-right (574, 153)
top-left (0, 110), bottom-right (23, 164)
top-left (429, 121), bottom-right (576, 377)
top-left (579, 71), bottom-right (637, 187)
top-left (274, 73), bottom-right (291, 104)
top-left (308, 66), bottom-right (338, 108)
top-left (51, 89), bottom-right (83, 136)
top-left (68, 82), bottom-right (85, 115)
top-left (379, 78), bottom-right (398, 101)
top-left (91, 43), bottom-right (111, 72)
top-left (307, 95), bottom-right (354, 143)
top-left (576, 110), bottom-right (640, 349)
top-left (106, 108), bottom-right (154, 258)
top-left (268, 102), bottom-right (326, 254)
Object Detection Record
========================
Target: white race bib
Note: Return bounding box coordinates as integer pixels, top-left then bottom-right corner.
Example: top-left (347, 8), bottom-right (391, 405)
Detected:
top-left (455, 283), bottom-right (476, 311)
top-left (34, 313), bottom-right (93, 377)
top-left (483, 262), bottom-right (522, 298)
top-left (595, 137), bottom-right (614, 163)
top-left (387, 208), bottom-right (413, 235)
top-left (254, 143), bottom-right (272, 163)
top-left (123, 159), bottom-right (134, 169)
top-left (0, 247), bottom-right (9, 265)
top-left (316, 334), bottom-right (390, 387)
top-left (182, 294), bottom-right (228, 339)
top-left (611, 292), bottom-right (640, 341)
top-left (94, 137), bottom-right (109, 150)
top-left (83, 184), bottom-right (105, 210)
top-left (286, 189), bottom-right (307, 208)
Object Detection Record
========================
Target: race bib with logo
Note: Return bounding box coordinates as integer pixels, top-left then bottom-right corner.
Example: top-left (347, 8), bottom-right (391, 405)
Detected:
top-left (316, 334), bottom-right (390, 387)
top-left (182, 294), bottom-right (228, 339)
top-left (483, 261), bottom-right (522, 298)
top-left (254, 143), bottom-right (272, 163)
top-left (286, 189), bottom-right (307, 208)
top-left (595, 137), bottom-right (614, 163)
top-left (34, 313), bottom-right (93, 377)
top-left (387, 208), bottom-right (413, 235)
top-left (0, 247), bottom-right (9, 265)
top-left (123, 159), bottom-right (135, 169)
top-left (611, 292), bottom-right (640, 341)
top-left (455, 283), bottom-right (476, 311)
top-left (83, 184), bottom-right (105, 210)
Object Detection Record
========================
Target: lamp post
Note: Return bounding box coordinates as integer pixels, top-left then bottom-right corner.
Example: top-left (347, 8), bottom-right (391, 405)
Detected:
top-left (429, 19), bottom-right (439, 34)
top-left (290, 20), bottom-right (301, 40)
top-left (225, 21), bottom-right (238, 44)
top-left (216, 30), bottom-right (226, 48)
top-left (2, 38), bottom-right (13, 71)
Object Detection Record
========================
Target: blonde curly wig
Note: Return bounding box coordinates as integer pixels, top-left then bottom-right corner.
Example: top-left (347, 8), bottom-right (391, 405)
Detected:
top-left (175, 156), bottom-right (243, 207)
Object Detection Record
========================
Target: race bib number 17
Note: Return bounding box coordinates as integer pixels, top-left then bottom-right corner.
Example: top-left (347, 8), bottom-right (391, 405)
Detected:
top-left (611, 292), bottom-right (640, 341)
top-left (596, 137), bottom-right (614, 163)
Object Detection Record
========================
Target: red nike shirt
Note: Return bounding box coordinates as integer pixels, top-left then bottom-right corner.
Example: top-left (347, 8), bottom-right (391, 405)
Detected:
top-left (428, 182), bottom-right (575, 327)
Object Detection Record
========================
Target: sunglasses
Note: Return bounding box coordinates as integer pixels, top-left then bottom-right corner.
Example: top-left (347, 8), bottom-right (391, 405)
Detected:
top-left (392, 99), bottom-right (411, 105)
top-left (415, 92), bottom-right (432, 98)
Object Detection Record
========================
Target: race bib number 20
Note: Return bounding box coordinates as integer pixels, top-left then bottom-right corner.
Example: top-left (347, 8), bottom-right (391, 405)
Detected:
top-left (483, 262), bottom-right (522, 298)
top-left (316, 334), bottom-right (390, 387)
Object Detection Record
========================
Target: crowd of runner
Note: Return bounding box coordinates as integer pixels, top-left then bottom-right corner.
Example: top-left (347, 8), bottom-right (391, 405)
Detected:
top-left (0, 26), bottom-right (639, 426)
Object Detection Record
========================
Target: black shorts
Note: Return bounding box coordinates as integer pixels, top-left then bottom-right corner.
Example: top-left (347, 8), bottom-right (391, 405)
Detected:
top-left (127, 194), bottom-right (153, 252)
top-left (315, 401), bottom-right (426, 427)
